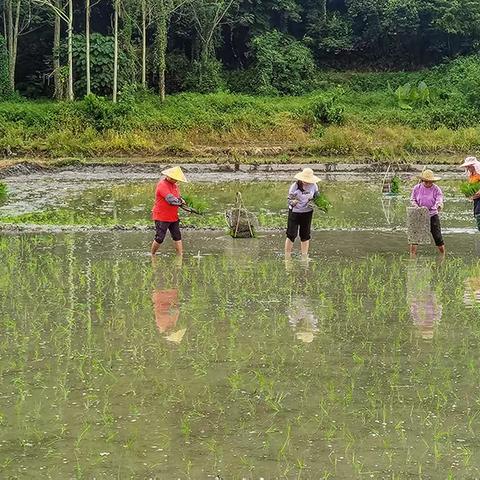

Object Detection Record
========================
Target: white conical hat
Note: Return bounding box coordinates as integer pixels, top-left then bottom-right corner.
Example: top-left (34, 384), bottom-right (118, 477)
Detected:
top-left (294, 168), bottom-right (320, 183)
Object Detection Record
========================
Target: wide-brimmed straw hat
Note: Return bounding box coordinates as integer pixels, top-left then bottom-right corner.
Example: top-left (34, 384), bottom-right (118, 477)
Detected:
top-left (162, 166), bottom-right (187, 182)
top-left (294, 168), bottom-right (320, 184)
top-left (461, 156), bottom-right (479, 168)
top-left (419, 169), bottom-right (441, 182)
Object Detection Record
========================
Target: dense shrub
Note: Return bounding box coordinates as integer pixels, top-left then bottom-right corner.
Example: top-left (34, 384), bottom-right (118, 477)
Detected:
top-left (71, 33), bottom-right (135, 97)
top-left (303, 91), bottom-right (345, 127)
top-left (71, 93), bottom-right (137, 131)
top-left (184, 58), bottom-right (225, 94)
top-left (251, 30), bottom-right (316, 96)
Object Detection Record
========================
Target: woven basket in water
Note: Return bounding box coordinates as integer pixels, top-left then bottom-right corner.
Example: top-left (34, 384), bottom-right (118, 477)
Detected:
top-left (225, 193), bottom-right (258, 238)
top-left (406, 207), bottom-right (431, 245)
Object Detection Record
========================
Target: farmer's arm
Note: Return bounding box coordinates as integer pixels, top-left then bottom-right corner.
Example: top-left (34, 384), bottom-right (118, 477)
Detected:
top-left (165, 194), bottom-right (183, 206)
top-left (471, 191), bottom-right (480, 200)
top-left (288, 184), bottom-right (300, 207)
top-left (410, 186), bottom-right (419, 206)
top-left (156, 182), bottom-right (183, 206)
top-left (434, 187), bottom-right (444, 211)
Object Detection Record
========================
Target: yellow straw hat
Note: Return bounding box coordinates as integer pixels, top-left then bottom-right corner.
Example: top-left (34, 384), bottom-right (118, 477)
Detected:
top-left (162, 166), bottom-right (187, 182)
top-left (294, 168), bottom-right (320, 184)
top-left (419, 169), bottom-right (441, 182)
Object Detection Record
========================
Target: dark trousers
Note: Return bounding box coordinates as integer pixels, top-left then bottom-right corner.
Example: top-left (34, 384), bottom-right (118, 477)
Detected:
top-left (154, 220), bottom-right (181, 244)
top-left (430, 214), bottom-right (444, 247)
top-left (286, 210), bottom-right (313, 242)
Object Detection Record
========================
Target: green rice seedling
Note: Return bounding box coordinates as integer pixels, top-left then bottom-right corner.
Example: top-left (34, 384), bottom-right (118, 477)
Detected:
top-left (313, 192), bottom-right (332, 213)
top-left (181, 193), bottom-right (209, 214)
top-left (460, 181), bottom-right (480, 197)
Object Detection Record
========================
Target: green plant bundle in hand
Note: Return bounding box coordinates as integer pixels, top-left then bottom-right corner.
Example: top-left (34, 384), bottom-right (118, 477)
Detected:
top-left (181, 194), bottom-right (209, 213)
top-left (312, 192), bottom-right (332, 213)
top-left (460, 181), bottom-right (480, 198)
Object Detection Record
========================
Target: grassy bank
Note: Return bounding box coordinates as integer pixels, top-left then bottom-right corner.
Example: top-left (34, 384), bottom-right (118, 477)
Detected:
top-left (1, 59), bottom-right (480, 161)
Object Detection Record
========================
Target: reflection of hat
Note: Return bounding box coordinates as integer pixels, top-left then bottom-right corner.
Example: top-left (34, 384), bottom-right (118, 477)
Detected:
top-left (419, 169), bottom-right (441, 182)
top-left (461, 156), bottom-right (478, 168)
top-left (296, 331), bottom-right (314, 343)
top-left (295, 168), bottom-right (320, 184)
top-left (162, 166), bottom-right (187, 182)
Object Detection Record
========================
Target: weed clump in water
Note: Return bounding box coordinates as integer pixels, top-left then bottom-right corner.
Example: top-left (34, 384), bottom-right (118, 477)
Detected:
top-left (0, 181), bottom-right (7, 201)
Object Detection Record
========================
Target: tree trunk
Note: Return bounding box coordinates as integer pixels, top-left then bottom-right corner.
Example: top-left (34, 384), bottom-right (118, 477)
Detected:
top-left (67, 0), bottom-right (73, 100)
top-left (113, 0), bottom-right (119, 102)
top-left (5, 0), bottom-right (21, 90)
top-left (86, 0), bottom-right (91, 95)
top-left (53, 0), bottom-right (62, 99)
top-left (154, 2), bottom-right (167, 102)
top-left (321, 0), bottom-right (327, 24)
top-left (141, 0), bottom-right (146, 88)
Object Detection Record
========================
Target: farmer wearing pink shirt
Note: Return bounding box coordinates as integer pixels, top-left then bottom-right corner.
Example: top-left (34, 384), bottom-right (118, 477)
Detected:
top-left (409, 169), bottom-right (445, 257)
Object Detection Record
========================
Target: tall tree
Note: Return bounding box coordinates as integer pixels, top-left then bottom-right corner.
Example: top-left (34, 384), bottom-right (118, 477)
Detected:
top-left (2, 0), bottom-right (32, 89)
top-left (112, 0), bottom-right (119, 101)
top-left (152, 0), bottom-right (187, 101)
top-left (34, 0), bottom-right (74, 100)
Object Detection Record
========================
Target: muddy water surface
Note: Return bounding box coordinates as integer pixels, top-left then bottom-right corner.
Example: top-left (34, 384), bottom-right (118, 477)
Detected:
top-left (1, 231), bottom-right (480, 478)
top-left (0, 169), bottom-right (478, 232)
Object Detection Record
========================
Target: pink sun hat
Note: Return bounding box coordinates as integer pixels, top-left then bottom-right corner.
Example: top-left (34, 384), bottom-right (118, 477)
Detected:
top-left (461, 156), bottom-right (478, 167)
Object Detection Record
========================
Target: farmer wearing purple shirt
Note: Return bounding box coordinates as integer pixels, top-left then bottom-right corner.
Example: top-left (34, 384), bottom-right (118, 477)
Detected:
top-left (409, 169), bottom-right (445, 257)
top-left (285, 168), bottom-right (319, 257)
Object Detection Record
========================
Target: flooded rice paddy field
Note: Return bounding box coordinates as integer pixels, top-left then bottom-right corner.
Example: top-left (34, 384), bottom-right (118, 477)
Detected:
top-left (1, 230), bottom-right (480, 479)
top-left (0, 167), bottom-right (479, 232)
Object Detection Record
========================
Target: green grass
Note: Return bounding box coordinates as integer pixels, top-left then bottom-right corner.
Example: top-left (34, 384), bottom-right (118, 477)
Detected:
top-left (0, 61), bottom-right (480, 160)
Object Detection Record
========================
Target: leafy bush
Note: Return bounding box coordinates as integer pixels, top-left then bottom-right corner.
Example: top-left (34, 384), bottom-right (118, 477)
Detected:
top-left (0, 35), bottom-right (12, 100)
top-left (166, 52), bottom-right (191, 93)
top-left (305, 91), bottom-right (345, 126)
top-left (184, 57), bottom-right (225, 94)
top-left (71, 33), bottom-right (135, 97)
top-left (251, 30), bottom-right (316, 96)
top-left (389, 81), bottom-right (430, 109)
top-left (72, 93), bottom-right (136, 132)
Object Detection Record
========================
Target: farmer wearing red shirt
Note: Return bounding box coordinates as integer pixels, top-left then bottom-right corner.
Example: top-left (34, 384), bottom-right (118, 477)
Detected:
top-left (151, 166), bottom-right (187, 256)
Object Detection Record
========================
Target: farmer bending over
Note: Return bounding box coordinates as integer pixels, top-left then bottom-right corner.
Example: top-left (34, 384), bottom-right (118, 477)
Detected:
top-left (409, 169), bottom-right (445, 258)
top-left (285, 167), bottom-right (320, 257)
top-left (151, 166), bottom-right (187, 256)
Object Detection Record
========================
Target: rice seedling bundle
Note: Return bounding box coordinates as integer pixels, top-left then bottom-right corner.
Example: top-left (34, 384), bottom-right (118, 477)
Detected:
top-left (459, 181), bottom-right (480, 198)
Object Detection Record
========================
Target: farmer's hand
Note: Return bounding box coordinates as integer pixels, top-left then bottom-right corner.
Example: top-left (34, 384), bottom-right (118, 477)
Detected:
top-left (180, 197), bottom-right (187, 205)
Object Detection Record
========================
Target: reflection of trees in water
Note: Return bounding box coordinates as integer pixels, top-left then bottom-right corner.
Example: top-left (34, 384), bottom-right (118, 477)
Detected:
top-left (406, 260), bottom-right (442, 340)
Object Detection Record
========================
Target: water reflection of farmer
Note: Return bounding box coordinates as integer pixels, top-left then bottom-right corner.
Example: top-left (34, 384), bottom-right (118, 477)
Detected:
top-left (406, 260), bottom-right (443, 340)
top-left (152, 257), bottom-right (186, 343)
top-left (463, 276), bottom-right (480, 308)
top-left (153, 288), bottom-right (180, 333)
top-left (287, 296), bottom-right (319, 343)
